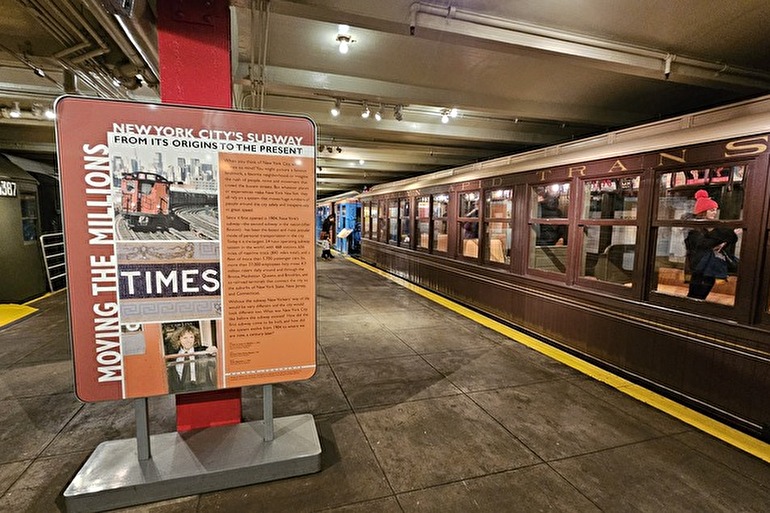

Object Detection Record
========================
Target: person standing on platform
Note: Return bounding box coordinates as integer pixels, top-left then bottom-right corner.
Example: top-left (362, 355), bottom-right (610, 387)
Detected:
top-left (321, 213), bottom-right (335, 258)
top-left (322, 213), bottom-right (335, 237)
top-left (320, 231), bottom-right (333, 259)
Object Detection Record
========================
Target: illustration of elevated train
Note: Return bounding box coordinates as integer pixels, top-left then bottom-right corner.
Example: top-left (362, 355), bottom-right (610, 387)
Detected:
top-left (120, 171), bottom-right (171, 231)
top-left (119, 171), bottom-right (218, 233)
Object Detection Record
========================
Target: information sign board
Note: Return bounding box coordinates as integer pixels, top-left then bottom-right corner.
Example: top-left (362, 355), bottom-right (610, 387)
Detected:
top-left (55, 97), bottom-right (317, 402)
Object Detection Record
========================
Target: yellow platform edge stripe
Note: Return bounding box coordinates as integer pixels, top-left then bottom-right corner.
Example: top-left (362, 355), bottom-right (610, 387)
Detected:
top-left (0, 291), bottom-right (63, 329)
top-left (347, 257), bottom-right (770, 463)
top-left (0, 304), bottom-right (38, 327)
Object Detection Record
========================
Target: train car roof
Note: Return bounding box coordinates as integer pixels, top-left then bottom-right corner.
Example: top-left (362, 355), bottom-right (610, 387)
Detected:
top-left (361, 94), bottom-right (770, 197)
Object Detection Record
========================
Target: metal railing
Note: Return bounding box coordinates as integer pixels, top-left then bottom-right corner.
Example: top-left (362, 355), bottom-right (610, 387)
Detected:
top-left (40, 232), bottom-right (66, 292)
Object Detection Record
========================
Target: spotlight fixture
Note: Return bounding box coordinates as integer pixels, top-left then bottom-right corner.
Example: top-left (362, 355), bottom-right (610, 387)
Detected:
top-left (9, 102), bottom-right (21, 119)
top-left (330, 98), bottom-right (341, 117)
top-left (319, 144), bottom-right (326, 152)
top-left (449, 107), bottom-right (458, 118)
top-left (327, 146), bottom-right (333, 153)
top-left (44, 108), bottom-right (55, 120)
top-left (440, 109), bottom-right (450, 124)
top-left (336, 24), bottom-right (354, 54)
top-left (361, 101), bottom-right (370, 119)
top-left (374, 106), bottom-right (382, 121)
top-left (394, 104), bottom-right (403, 121)
top-left (359, 159), bottom-right (365, 165)
top-left (336, 146), bottom-right (342, 153)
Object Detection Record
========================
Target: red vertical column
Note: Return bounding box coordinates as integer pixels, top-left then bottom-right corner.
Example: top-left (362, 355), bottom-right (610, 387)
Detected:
top-left (157, 0), bottom-right (242, 431)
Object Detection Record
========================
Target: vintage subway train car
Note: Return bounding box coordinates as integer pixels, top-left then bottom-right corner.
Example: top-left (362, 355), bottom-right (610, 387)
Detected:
top-left (119, 171), bottom-right (171, 231)
top-left (317, 191), bottom-right (361, 255)
top-left (357, 95), bottom-right (770, 439)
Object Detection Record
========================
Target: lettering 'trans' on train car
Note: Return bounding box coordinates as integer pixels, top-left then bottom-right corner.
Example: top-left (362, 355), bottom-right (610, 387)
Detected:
top-left (55, 96), bottom-right (316, 402)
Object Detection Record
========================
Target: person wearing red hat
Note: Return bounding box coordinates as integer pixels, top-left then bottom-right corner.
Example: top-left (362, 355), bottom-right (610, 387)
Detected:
top-left (684, 190), bottom-right (738, 300)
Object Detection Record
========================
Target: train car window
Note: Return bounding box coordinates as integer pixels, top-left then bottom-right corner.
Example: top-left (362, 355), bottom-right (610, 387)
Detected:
top-left (20, 192), bottom-right (39, 243)
top-left (484, 189), bottom-right (512, 265)
top-left (362, 202), bottom-right (371, 238)
top-left (371, 201), bottom-right (379, 240)
top-left (388, 199), bottom-right (399, 244)
top-left (458, 192), bottom-right (480, 258)
top-left (657, 165), bottom-right (745, 221)
top-left (378, 200), bottom-right (388, 241)
top-left (578, 177), bottom-right (640, 285)
top-left (431, 193), bottom-right (449, 253)
top-left (416, 196), bottom-right (430, 250)
top-left (399, 198), bottom-right (411, 246)
top-left (529, 183), bottom-right (570, 274)
top-left (652, 166), bottom-right (746, 306)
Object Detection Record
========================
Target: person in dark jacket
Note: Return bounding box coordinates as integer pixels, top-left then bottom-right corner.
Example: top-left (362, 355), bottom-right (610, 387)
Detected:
top-left (321, 214), bottom-right (335, 235)
top-left (166, 325), bottom-right (218, 393)
top-left (685, 190), bottom-right (738, 300)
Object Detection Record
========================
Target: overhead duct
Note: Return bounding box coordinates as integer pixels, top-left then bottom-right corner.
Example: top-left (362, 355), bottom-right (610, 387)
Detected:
top-left (81, 0), bottom-right (159, 87)
top-left (408, 2), bottom-right (770, 91)
top-left (17, 0), bottom-right (158, 98)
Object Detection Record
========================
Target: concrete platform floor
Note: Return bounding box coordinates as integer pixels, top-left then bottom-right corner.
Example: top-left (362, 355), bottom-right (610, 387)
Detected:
top-left (1, 255), bottom-right (770, 512)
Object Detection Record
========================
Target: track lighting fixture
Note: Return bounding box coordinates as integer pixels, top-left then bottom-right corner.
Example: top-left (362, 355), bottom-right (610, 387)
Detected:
top-left (361, 101), bottom-right (370, 119)
top-left (2, 101), bottom-right (55, 120)
top-left (331, 98), bottom-right (341, 117)
top-left (336, 146), bottom-right (342, 153)
top-left (441, 109), bottom-right (450, 123)
top-left (394, 104), bottom-right (403, 121)
top-left (336, 25), bottom-right (354, 54)
top-left (319, 145), bottom-right (326, 152)
top-left (449, 107), bottom-right (458, 118)
top-left (327, 146), bottom-right (333, 153)
top-left (374, 107), bottom-right (382, 121)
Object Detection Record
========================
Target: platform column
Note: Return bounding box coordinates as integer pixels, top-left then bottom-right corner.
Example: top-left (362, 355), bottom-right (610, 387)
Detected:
top-left (156, 0), bottom-right (242, 431)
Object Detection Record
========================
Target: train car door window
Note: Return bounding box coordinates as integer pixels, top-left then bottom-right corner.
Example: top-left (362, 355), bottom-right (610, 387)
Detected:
top-left (431, 193), bottom-right (449, 253)
top-left (416, 196), bottom-right (430, 250)
top-left (399, 198), bottom-right (411, 247)
top-left (578, 176), bottom-right (640, 286)
top-left (458, 191), bottom-right (480, 259)
top-left (651, 165), bottom-right (745, 306)
top-left (528, 183), bottom-right (570, 274)
top-left (388, 199), bottom-right (399, 244)
top-left (370, 201), bottom-right (379, 241)
top-left (362, 202), bottom-right (371, 239)
top-left (484, 188), bottom-right (512, 266)
top-left (20, 192), bottom-right (39, 243)
top-left (378, 200), bottom-right (388, 241)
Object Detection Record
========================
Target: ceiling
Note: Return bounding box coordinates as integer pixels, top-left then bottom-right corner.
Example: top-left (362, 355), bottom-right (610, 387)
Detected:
top-left (2, 1), bottom-right (770, 198)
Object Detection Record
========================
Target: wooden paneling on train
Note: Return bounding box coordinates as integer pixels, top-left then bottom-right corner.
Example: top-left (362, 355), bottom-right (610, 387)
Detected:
top-left (357, 96), bottom-right (770, 439)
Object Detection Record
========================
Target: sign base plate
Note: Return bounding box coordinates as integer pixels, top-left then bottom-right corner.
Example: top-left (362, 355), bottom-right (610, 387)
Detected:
top-left (63, 414), bottom-right (321, 512)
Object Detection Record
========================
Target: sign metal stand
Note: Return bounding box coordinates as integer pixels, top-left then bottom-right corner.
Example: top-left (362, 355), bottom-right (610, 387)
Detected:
top-left (64, 386), bottom-right (320, 512)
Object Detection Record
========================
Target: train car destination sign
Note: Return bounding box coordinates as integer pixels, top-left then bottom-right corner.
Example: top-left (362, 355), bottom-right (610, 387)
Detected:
top-left (55, 97), bottom-right (317, 402)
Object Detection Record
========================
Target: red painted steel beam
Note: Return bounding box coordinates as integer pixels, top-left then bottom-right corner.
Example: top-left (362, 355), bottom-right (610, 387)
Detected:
top-left (157, 0), bottom-right (242, 431)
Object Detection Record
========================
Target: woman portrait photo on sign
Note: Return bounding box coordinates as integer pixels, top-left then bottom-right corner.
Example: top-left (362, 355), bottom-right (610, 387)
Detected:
top-left (685, 189), bottom-right (738, 300)
top-left (164, 323), bottom-right (218, 393)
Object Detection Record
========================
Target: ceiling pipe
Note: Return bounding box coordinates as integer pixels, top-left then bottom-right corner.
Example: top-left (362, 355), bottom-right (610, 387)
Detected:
top-left (80, 0), bottom-right (159, 86)
top-left (18, 0), bottom-right (142, 98)
top-left (110, 0), bottom-right (160, 85)
top-left (409, 2), bottom-right (770, 90)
